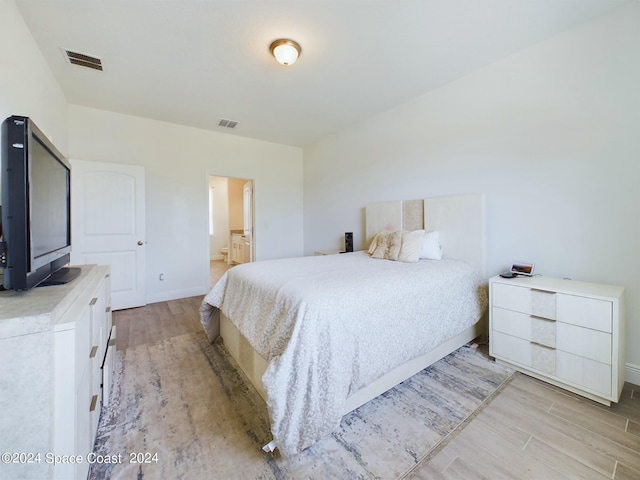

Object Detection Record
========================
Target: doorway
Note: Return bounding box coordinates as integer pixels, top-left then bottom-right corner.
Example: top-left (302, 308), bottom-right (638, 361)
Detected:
top-left (208, 175), bottom-right (254, 286)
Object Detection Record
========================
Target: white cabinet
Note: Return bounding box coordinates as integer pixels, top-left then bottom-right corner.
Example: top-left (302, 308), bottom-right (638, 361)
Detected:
top-left (489, 275), bottom-right (625, 405)
top-left (0, 265), bottom-right (112, 480)
top-left (230, 233), bottom-right (250, 264)
top-left (231, 234), bottom-right (242, 264)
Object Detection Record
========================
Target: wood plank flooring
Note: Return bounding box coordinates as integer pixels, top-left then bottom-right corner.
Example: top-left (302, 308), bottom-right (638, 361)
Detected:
top-left (210, 259), bottom-right (232, 287)
top-left (117, 260), bottom-right (231, 350)
top-left (408, 372), bottom-right (640, 479)
top-left (114, 296), bottom-right (205, 350)
top-left (112, 263), bottom-right (640, 479)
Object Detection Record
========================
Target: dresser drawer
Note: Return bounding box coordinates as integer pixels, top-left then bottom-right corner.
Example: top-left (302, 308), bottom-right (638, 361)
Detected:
top-left (76, 366), bottom-right (92, 468)
top-left (492, 331), bottom-right (557, 375)
top-left (556, 351), bottom-right (611, 396)
top-left (492, 307), bottom-right (556, 348)
top-left (102, 331), bottom-right (116, 407)
top-left (91, 294), bottom-right (108, 360)
top-left (531, 343), bottom-right (556, 375)
top-left (531, 316), bottom-right (556, 348)
top-left (491, 331), bottom-right (532, 367)
top-left (557, 294), bottom-right (611, 332)
top-left (492, 307), bottom-right (531, 339)
top-left (75, 307), bottom-right (92, 390)
top-left (492, 283), bottom-right (556, 319)
top-left (556, 322), bottom-right (611, 364)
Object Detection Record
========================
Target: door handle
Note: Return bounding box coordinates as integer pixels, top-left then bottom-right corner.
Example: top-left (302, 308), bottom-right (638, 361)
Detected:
top-left (137, 241), bottom-right (145, 246)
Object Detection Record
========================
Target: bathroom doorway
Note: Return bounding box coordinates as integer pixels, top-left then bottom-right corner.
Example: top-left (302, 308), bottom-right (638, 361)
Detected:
top-left (208, 175), bottom-right (254, 286)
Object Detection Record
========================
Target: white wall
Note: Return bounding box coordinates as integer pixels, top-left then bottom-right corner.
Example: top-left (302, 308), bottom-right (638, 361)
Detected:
top-left (68, 106), bottom-right (303, 304)
top-left (303, 4), bottom-right (640, 379)
top-left (1, 0), bottom-right (304, 306)
top-left (0, 1), bottom-right (68, 153)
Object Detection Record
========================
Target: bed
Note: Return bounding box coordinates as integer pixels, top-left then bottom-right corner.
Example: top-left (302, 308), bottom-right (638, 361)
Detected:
top-left (200, 194), bottom-right (487, 456)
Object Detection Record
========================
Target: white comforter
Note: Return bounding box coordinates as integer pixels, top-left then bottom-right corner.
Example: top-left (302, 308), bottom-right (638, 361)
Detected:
top-left (200, 251), bottom-right (486, 456)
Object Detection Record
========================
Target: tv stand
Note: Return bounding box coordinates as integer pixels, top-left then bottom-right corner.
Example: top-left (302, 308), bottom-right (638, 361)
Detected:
top-left (39, 266), bottom-right (82, 286)
top-left (0, 264), bottom-right (112, 480)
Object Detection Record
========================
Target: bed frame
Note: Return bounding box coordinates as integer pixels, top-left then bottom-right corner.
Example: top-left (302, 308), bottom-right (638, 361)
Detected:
top-left (219, 194), bottom-right (486, 446)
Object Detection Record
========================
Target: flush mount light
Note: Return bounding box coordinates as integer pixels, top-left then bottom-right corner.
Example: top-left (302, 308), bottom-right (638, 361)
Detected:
top-left (269, 39), bottom-right (301, 66)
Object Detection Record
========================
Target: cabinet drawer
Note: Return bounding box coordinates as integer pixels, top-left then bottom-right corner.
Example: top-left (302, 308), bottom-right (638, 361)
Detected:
top-left (556, 323), bottom-right (611, 364)
top-left (91, 296), bottom-right (108, 357)
top-left (105, 306), bottom-right (112, 342)
top-left (492, 307), bottom-right (556, 347)
top-left (90, 392), bottom-right (101, 441)
top-left (492, 283), bottom-right (556, 319)
top-left (556, 351), bottom-right (611, 396)
top-left (76, 365), bottom-right (92, 458)
top-left (102, 333), bottom-right (116, 407)
top-left (531, 316), bottom-right (556, 348)
top-left (75, 308), bottom-right (92, 389)
top-left (491, 331), bottom-right (532, 367)
top-left (531, 343), bottom-right (556, 375)
top-left (492, 331), bottom-right (556, 375)
top-left (91, 352), bottom-right (103, 401)
top-left (492, 307), bottom-right (531, 340)
top-left (557, 294), bottom-right (611, 332)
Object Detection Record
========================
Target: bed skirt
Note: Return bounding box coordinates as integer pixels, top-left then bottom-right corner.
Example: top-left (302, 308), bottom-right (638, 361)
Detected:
top-left (219, 312), bottom-right (485, 415)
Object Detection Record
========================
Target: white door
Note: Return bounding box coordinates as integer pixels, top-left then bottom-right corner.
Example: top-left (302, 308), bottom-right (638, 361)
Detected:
top-left (71, 160), bottom-right (146, 310)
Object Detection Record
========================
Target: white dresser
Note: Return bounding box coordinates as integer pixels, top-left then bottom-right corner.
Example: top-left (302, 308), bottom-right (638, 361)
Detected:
top-left (0, 265), bottom-right (113, 480)
top-left (489, 275), bottom-right (625, 405)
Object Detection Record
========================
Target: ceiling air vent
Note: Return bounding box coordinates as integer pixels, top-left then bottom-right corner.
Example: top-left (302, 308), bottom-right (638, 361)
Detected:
top-left (64, 49), bottom-right (103, 71)
top-left (218, 118), bottom-right (239, 129)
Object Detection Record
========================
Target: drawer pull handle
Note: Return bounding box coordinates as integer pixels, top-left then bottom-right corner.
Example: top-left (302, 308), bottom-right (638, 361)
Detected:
top-left (530, 315), bottom-right (555, 322)
top-left (90, 346), bottom-right (98, 358)
top-left (530, 288), bottom-right (555, 295)
top-left (90, 395), bottom-right (98, 412)
top-left (106, 306), bottom-right (112, 313)
top-left (90, 297), bottom-right (98, 306)
top-left (530, 341), bottom-right (555, 350)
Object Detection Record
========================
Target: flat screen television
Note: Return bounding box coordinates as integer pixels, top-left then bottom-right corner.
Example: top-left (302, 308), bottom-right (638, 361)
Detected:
top-left (0, 116), bottom-right (79, 290)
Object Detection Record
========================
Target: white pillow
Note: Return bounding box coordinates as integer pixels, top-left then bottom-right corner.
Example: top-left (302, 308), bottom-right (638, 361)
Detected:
top-left (397, 230), bottom-right (425, 263)
top-left (420, 230), bottom-right (442, 260)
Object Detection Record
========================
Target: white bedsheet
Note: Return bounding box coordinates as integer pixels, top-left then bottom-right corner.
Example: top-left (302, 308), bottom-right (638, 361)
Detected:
top-left (200, 251), bottom-right (487, 455)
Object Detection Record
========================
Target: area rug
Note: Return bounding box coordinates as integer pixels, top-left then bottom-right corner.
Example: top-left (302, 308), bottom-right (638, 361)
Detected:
top-left (90, 331), bottom-right (514, 480)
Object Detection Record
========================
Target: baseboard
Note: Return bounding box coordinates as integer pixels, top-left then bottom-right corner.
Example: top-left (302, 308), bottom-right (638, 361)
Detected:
top-left (626, 363), bottom-right (640, 386)
top-left (146, 286), bottom-right (209, 305)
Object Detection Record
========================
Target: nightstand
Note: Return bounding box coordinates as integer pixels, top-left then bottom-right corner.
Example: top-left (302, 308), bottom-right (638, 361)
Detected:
top-left (489, 275), bottom-right (625, 405)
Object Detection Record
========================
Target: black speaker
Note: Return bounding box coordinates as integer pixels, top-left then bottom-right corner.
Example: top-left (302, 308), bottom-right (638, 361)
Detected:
top-left (345, 232), bottom-right (353, 253)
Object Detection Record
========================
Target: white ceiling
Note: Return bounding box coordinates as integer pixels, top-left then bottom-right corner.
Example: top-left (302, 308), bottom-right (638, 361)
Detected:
top-left (16, 0), bottom-right (626, 147)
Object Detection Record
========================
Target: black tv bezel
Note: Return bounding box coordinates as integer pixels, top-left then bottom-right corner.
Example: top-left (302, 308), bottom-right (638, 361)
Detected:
top-left (1, 116), bottom-right (72, 291)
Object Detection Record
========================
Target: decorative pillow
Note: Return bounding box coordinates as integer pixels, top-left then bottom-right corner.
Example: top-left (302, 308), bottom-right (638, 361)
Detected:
top-left (369, 230), bottom-right (402, 260)
top-left (420, 230), bottom-right (442, 260)
top-left (397, 229), bottom-right (425, 263)
top-left (367, 232), bottom-right (381, 255)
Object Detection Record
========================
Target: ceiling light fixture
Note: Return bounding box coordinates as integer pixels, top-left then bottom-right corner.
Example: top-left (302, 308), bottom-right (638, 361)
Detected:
top-left (269, 39), bottom-right (301, 66)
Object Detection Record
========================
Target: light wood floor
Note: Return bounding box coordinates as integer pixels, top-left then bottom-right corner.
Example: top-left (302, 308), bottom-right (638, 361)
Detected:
top-left (408, 374), bottom-right (640, 479)
top-left (114, 288), bottom-right (640, 479)
top-left (210, 259), bottom-right (232, 287)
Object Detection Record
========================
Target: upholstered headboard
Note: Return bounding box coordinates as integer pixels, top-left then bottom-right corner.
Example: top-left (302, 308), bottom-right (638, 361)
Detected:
top-left (365, 194), bottom-right (486, 276)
